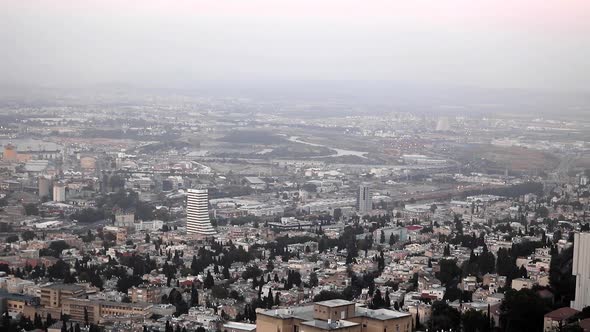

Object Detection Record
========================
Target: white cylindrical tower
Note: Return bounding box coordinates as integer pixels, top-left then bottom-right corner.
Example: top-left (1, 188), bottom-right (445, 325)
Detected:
top-left (186, 188), bottom-right (216, 236)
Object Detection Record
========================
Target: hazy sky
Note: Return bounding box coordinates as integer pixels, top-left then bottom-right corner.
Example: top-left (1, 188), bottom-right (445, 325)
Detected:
top-left (1, 0), bottom-right (589, 91)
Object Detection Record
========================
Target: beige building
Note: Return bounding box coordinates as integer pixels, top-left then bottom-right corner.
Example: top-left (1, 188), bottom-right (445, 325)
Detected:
top-left (510, 278), bottom-right (534, 291)
top-left (0, 293), bottom-right (40, 318)
top-left (128, 285), bottom-right (162, 303)
top-left (40, 283), bottom-right (85, 308)
top-left (103, 226), bottom-right (128, 244)
top-left (257, 300), bottom-right (412, 332)
top-left (62, 297), bottom-right (152, 324)
top-left (114, 212), bottom-right (135, 229)
top-left (80, 156), bottom-right (97, 170)
top-left (223, 322), bottom-right (257, 332)
top-left (543, 307), bottom-right (579, 332)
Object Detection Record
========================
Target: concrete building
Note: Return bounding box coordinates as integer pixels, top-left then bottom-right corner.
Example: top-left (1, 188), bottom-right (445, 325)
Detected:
top-left (223, 322), bottom-right (257, 332)
top-left (0, 292), bottom-right (40, 318)
top-left (128, 286), bottom-right (162, 303)
top-left (372, 227), bottom-right (408, 244)
top-left (134, 219), bottom-right (164, 231)
top-left (3, 144), bottom-right (17, 161)
top-left (38, 176), bottom-right (51, 198)
top-left (40, 283), bottom-right (85, 308)
top-left (257, 299), bottom-right (412, 332)
top-left (543, 307), bottom-right (579, 332)
top-left (510, 278), bottom-right (534, 291)
top-left (186, 188), bottom-right (216, 236)
top-left (61, 297), bottom-right (152, 324)
top-left (357, 185), bottom-right (372, 215)
top-left (435, 116), bottom-right (451, 132)
top-left (572, 232), bottom-right (590, 310)
top-left (53, 182), bottom-right (66, 202)
top-left (80, 156), bottom-right (97, 170)
top-left (114, 212), bottom-right (135, 228)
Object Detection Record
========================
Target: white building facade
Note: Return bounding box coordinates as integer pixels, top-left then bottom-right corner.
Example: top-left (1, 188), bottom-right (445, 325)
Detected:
top-left (571, 232), bottom-right (590, 310)
top-left (186, 188), bottom-right (216, 236)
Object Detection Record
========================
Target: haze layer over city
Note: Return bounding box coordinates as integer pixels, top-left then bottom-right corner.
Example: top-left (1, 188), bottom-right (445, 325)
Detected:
top-left (1, 1), bottom-right (590, 332)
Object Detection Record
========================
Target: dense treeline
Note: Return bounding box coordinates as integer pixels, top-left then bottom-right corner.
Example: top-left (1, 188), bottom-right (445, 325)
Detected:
top-left (463, 182), bottom-right (544, 198)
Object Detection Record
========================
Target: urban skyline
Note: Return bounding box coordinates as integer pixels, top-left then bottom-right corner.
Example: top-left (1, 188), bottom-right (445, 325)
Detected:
top-left (1, 1), bottom-right (590, 332)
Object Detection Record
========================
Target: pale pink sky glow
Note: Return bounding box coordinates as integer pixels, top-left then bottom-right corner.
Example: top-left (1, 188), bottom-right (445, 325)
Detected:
top-left (1, 0), bottom-right (589, 89)
top-left (39, 0), bottom-right (590, 30)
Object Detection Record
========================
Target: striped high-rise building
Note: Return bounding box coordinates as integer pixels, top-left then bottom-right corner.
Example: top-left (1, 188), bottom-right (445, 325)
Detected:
top-left (186, 188), bottom-right (216, 236)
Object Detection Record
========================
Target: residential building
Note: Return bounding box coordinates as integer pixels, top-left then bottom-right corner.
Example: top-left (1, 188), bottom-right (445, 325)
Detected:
top-left (40, 283), bottom-right (85, 308)
top-left (0, 292), bottom-right (40, 318)
top-left (186, 188), bottom-right (216, 236)
top-left (510, 278), bottom-right (534, 291)
top-left (128, 286), bottom-right (162, 303)
top-left (257, 299), bottom-right (412, 332)
top-left (61, 297), bottom-right (152, 324)
top-left (53, 182), bottom-right (66, 202)
top-left (543, 307), bottom-right (579, 332)
top-left (357, 185), bottom-right (372, 215)
top-left (572, 232), bottom-right (590, 310)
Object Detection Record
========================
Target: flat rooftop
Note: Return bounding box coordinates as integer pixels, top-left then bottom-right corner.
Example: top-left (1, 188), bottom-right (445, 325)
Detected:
top-left (355, 307), bottom-right (411, 320)
top-left (315, 299), bottom-right (355, 307)
top-left (223, 322), bottom-right (257, 331)
top-left (260, 302), bottom-right (411, 322)
top-left (301, 320), bottom-right (359, 330)
top-left (258, 305), bottom-right (314, 321)
top-left (41, 283), bottom-right (85, 292)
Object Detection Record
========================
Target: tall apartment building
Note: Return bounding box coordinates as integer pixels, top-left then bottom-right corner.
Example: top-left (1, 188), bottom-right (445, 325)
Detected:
top-left (52, 182), bottom-right (66, 202)
top-left (257, 299), bottom-right (412, 332)
top-left (571, 232), bottom-right (590, 310)
top-left (357, 185), bottom-right (372, 215)
top-left (186, 188), bottom-right (216, 236)
top-left (38, 176), bottom-right (51, 198)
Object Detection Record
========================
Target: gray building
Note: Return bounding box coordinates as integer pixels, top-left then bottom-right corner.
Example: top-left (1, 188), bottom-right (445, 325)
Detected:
top-left (356, 184), bottom-right (372, 215)
top-left (571, 232), bottom-right (590, 310)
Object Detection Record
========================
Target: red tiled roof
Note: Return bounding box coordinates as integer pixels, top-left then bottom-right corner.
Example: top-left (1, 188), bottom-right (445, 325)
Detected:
top-left (579, 318), bottom-right (590, 331)
top-left (544, 307), bottom-right (579, 321)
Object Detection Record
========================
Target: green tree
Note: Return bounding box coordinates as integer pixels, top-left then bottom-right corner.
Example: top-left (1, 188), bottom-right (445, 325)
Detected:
top-left (462, 309), bottom-right (490, 332)
top-left (204, 270), bottom-right (215, 289)
top-left (550, 246), bottom-right (576, 307)
top-left (5, 235), bottom-right (18, 243)
top-left (309, 272), bottom-right (319, 287)
top-left (23, 203), bottom-right (39, 216)
top-left (22, 230), bottom-right (36, 241)
top-left (211, 285), bottom-right (228, 299)
top-left (430, 301), bottom-right (461, 331)
top-left (389, 233), bottom-right (397, 246)
top-left (500, 289), bottom-right (548, 332)
top-left (436, 259), bottom-right (462, 286)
